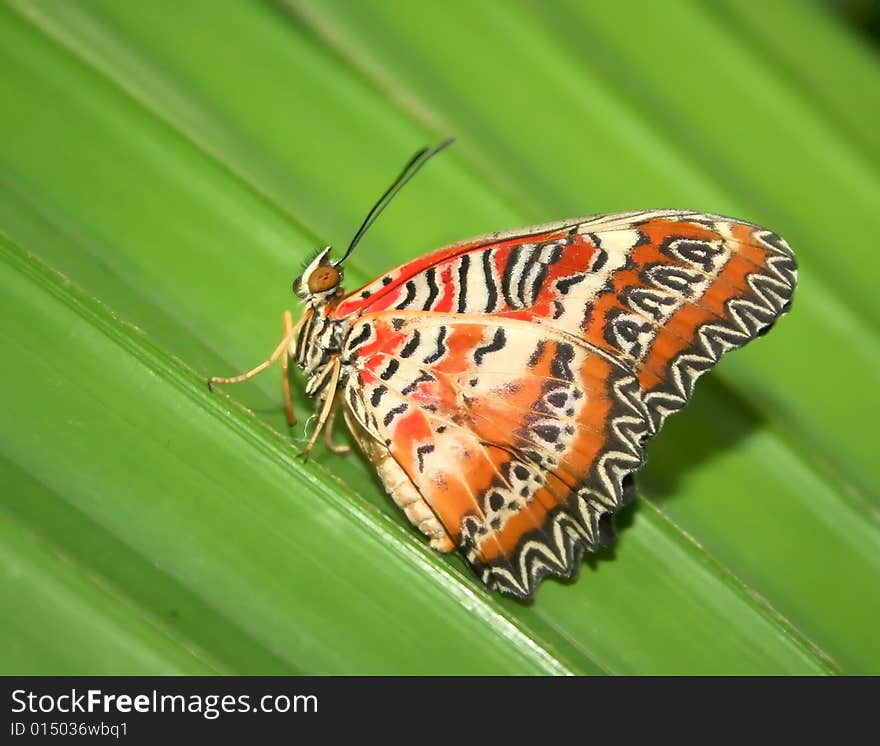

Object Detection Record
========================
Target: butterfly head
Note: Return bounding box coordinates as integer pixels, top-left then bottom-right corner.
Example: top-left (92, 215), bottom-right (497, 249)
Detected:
top-left (293, 137), bottom-right (455, 306)
top-left (292, 246), bottom-right (344, 304)
top-left (291, 138), bottom-right (455, 307)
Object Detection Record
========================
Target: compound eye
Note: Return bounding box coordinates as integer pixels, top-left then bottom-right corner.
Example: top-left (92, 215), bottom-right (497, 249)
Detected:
top-left (307, 264), bottom-right (341, 294)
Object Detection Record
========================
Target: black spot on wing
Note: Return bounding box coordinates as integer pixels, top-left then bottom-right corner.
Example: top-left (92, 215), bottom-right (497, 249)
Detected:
top-left (482, 249), bottom-right (498, 312)
top-left (399, 330), bottom-right (421, 358)
top-left (550, 342), bottom-right (575, 381)
top-left (534, 424), bottom-right (560, 443)
top-left (473, 328), bottom-right (506, 366)
top-left (416, 444), bottom-right (435, 473)
top-left (423, 326), bottom-right (448, 365)
top-left (457, 254), bottom-right (470, 313)
top-left (555, 274), bottom-right (586, 295)
top-left (394, 280), bottom-right (418, 310)
top-left (423, 268), bottom-right (440, 310)
top-left (383, 403), bottom-right (408, 427)
top-left (527, 341), bottom-right (546, 368)
top-left (380, 358), bottom-right (400, 381)
top-left (488, 491), bottom-right (505, 512)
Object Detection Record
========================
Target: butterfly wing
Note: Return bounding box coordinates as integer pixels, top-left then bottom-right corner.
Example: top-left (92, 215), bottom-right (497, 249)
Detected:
top-left (334, 210), bottom-right (797, 597)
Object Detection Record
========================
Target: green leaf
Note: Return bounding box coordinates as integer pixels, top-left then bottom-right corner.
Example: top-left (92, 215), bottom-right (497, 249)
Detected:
top-left (1, 0), bottom-right (877, 674)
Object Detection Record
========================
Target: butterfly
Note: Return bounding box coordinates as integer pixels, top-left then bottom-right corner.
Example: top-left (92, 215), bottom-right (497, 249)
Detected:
top-left (209, 139), bottom-right (797, 599)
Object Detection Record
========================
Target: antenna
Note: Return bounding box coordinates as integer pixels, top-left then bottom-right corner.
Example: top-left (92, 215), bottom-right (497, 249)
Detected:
top-left (335, 136), bottom-right (455, 265)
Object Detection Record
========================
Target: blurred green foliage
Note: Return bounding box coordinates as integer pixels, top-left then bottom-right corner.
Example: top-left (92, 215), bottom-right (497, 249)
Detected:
top-left (1, 0), bottom-right (878, 674)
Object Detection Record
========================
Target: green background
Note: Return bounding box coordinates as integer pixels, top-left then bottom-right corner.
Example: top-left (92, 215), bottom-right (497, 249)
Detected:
top-left (1, 0), bottom-right (878, 675)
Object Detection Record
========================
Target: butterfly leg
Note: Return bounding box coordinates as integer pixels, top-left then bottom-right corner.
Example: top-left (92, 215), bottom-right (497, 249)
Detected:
top-left (208, 311), bottom-right (305, 420)
top-left (323, 402), bottom-right (351, 455)
top-left (280, 310), bottom-right (296, 427)
top-left (301, 357), bottom-right (342, 459)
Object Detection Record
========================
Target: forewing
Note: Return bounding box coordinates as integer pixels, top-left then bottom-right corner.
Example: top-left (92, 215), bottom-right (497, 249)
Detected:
top-left (337, 210), bottom-right (796, 424)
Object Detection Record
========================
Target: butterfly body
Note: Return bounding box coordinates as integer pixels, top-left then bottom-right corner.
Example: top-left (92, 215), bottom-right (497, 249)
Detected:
top-left (273, 209), bottom-right (796, 598)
